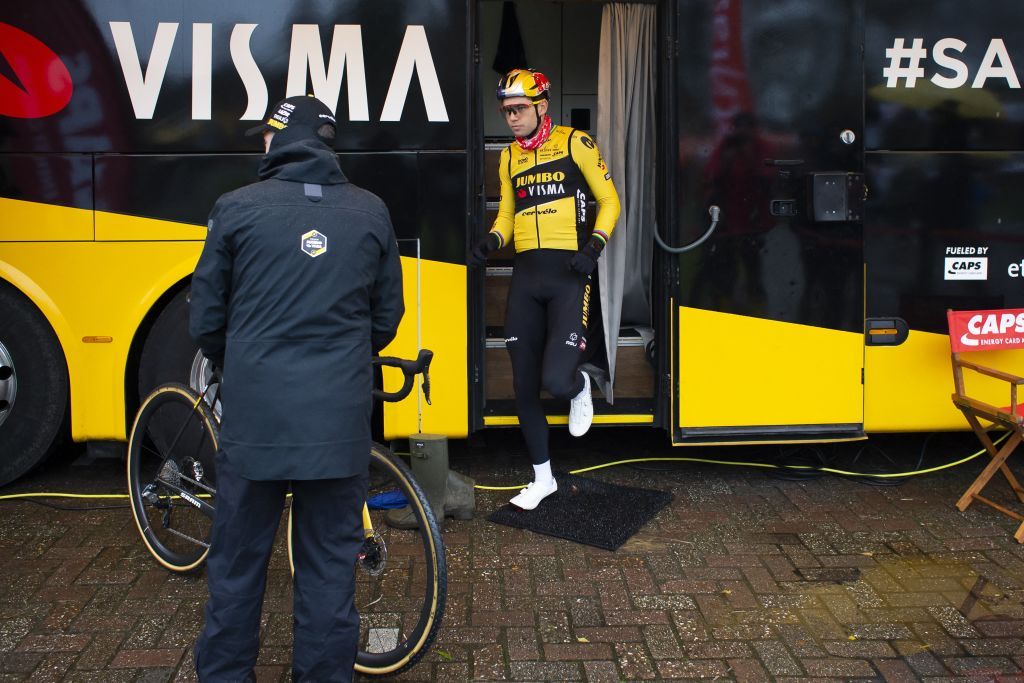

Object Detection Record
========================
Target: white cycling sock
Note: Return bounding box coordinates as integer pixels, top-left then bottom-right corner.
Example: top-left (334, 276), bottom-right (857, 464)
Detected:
top-left (533, 460), bottom-right (554, 486)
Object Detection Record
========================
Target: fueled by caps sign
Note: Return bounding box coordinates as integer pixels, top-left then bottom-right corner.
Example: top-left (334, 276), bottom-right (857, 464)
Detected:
top-left (948, 308), bottom-right (1024, 352)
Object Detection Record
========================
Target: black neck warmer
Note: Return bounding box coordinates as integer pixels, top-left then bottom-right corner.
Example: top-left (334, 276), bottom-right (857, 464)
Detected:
top-left (258, 125), bottom-right (348, 185)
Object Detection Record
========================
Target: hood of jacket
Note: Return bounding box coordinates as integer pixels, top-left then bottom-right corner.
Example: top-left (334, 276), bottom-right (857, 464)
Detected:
top-left (258, 125), bottom-right (347, 185)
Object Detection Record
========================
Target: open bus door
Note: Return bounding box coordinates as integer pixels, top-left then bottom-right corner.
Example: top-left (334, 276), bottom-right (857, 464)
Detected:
top-left (475, 2), bottom-right (660, 431)
top-left (667, 0), bottom-right (866, 444)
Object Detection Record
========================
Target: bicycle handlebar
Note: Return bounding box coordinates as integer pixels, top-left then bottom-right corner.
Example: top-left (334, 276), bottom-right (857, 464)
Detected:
top-left (204, 349), bottom-right (434, 405)
top-left (373, 349), bottom-right (433, 404)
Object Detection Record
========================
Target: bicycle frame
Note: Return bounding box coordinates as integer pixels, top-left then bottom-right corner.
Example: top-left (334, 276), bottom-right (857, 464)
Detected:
top-left (362, 503), bottom-right (374, 538)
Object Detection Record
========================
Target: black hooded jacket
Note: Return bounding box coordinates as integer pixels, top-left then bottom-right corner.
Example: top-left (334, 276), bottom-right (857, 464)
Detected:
top-left (189, 125), bottom-right (404, 480)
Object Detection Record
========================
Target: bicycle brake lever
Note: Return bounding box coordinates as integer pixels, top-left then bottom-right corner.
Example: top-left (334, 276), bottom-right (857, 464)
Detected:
top-left (422, 367), bottom-right (432, 405)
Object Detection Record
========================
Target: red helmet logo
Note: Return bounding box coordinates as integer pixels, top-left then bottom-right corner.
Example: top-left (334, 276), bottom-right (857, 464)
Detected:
top-left (0, 23), bottom-right (73, 119)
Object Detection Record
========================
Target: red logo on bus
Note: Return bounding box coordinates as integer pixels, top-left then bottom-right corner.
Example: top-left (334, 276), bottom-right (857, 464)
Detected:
top-left (0, 23), bottom-right (73, 119)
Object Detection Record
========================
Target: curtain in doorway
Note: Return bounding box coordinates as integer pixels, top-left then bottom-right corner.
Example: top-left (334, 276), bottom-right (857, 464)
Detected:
top-left (492, 1), bottom-right (527, 75)
top-left (596, 3), bottom-right (657, 402)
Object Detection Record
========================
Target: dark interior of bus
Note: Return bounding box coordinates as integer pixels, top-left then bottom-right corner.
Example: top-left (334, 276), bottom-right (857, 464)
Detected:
top-left (475, 0), bottom-right (663, 425)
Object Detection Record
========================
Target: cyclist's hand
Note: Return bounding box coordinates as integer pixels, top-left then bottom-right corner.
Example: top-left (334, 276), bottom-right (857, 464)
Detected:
top-left (568, 245), bottom-right (599, 275)
top-left (469, 233), bottom-right (499, 268)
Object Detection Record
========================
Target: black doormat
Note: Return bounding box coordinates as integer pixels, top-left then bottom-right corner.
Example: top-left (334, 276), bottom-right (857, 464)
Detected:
top-left (487, 472), bottom-right (674, 551)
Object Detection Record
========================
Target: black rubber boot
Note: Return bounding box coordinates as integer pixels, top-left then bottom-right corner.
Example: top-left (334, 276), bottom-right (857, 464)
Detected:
top-left (384, 470), bottom-right (476, 529)
top-left (383, 504), bottom-right (419, 530)
top-left (444, 470), bottom-right (475, 520)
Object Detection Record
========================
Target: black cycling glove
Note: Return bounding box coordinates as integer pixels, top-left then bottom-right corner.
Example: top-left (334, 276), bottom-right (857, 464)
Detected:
top-left (568, 236), bottom-right (604, 276)
top-left (469, 232), bottom-right (500, 267)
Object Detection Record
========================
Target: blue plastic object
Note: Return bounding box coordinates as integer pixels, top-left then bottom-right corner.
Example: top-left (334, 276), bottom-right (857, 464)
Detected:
top-left (368, 490), bottom-right (408, 510)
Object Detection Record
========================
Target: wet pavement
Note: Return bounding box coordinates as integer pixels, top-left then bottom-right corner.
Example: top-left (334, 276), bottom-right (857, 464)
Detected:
top-left (1, 429), bottom-right (1024, 681)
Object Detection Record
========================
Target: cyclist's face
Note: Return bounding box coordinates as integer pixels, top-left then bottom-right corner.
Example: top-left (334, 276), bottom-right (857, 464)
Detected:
top-left (500, 97), bottom-right (544, 137)
top-left (263, 130), bottom-right (274, 154)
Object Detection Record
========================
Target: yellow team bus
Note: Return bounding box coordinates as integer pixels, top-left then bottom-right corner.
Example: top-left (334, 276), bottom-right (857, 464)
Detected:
top-left (3, 0), bottom-right (1024, 485)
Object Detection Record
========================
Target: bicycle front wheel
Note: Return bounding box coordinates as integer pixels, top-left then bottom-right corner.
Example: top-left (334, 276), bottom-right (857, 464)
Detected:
top-left (286, 443), bottom-right (447, 676)
top-left (127, 383), bottom-right (219, 573)
top-left (356, 444), bottom-right (447, 675)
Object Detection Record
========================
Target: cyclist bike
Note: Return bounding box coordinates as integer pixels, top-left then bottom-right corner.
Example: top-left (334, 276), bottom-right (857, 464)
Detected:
top-left (126, 350), bottom-right (445, 677)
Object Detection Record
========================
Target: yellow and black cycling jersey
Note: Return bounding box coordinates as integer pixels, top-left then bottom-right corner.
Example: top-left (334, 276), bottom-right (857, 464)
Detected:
top-left (489, 125), bottom-right (620, 252)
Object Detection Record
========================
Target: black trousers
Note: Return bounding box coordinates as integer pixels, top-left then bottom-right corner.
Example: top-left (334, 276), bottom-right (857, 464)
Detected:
top-left (504, 249), bottom-right (591, 465)
top-left (194, 451), bottom-right (367, 682)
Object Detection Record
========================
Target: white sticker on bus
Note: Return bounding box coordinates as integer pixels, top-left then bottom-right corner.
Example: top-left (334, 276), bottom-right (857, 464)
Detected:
top-left (944, 257), bottom-right (988, 280)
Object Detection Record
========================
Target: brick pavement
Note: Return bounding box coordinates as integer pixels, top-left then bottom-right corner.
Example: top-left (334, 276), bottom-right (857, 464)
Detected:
top-left (1, 431), bottom-right (1023, 681)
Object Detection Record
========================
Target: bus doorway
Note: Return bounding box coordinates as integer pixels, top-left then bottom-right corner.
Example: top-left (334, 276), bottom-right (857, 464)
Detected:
top-left (474, 1), bottom-right (664, 431)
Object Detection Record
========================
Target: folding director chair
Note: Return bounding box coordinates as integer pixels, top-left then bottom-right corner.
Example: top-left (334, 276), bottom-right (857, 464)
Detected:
top-left (947, 309), bottom-right (1024, 543)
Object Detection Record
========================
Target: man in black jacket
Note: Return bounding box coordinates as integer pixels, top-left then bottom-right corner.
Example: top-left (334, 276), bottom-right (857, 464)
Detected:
top-left (190, 95), bottom-right (404, 682)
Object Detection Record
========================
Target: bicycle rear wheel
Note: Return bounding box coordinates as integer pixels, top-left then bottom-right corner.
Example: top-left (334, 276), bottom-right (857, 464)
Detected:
top-left (286, 443), bottom-right (447, 676)
top-left (127, 383), bottom-right (218, 572)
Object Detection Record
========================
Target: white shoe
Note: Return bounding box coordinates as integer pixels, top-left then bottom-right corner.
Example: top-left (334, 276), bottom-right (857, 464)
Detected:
top-left (568, 371), bottom-right (593, 437)
top-left (509, 479), bottom-right (558, 510)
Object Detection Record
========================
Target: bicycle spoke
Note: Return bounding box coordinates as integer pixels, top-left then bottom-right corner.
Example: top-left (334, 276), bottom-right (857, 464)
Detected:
top-left (162, 399), bottom-right (206, 458)
top-left (163, 524), bottom-right (210, 549)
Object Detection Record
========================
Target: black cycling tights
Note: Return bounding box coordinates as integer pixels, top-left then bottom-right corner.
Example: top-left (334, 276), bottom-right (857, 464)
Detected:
top-left (504, 249), bottom-right (591, 465)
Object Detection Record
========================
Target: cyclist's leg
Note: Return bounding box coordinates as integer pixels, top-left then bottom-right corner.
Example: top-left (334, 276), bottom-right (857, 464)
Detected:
top-left (290, 473), bottom-right (368, 682)
top-left (505, 254), bottom-right (549, 465)
top-left (194, 450), bottom-right (288, 682)
top-left (541, 267), bottom-right (591, 401)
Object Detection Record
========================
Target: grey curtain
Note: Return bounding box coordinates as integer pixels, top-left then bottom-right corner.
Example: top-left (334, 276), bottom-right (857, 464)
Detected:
top-left (596, 4), bottom-right (657, 402)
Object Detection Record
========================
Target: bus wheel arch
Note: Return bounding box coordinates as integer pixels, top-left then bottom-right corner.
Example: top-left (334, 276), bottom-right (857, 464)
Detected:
top-left (0, 280), bottom-right (69, 486)
top-left (130, 280), bottom-right (200, 426)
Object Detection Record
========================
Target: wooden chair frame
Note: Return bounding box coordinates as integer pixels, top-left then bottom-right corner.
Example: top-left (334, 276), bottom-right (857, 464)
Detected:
top-left (949, 312), bottom-right (1024, 543)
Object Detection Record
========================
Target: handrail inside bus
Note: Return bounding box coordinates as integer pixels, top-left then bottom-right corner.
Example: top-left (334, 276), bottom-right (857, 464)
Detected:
top-left (654, 205), bottom-right (720, 254)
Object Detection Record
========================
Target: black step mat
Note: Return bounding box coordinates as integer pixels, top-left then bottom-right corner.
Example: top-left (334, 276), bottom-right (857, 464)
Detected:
top-left (488, 472), bottom-right (673, 551)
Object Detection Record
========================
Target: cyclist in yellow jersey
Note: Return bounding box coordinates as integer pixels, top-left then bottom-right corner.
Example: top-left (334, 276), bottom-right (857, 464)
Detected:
top-left (470, 68), bottom-right (620, 510)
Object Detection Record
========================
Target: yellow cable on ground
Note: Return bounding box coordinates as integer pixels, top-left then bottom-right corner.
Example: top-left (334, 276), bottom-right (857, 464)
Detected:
top-left (0, 492), bottom-right (130, 500)
top-left (472, 433), bottom-right (1005, 490)
top-left (0, 435), bottom-right (1006, 499)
